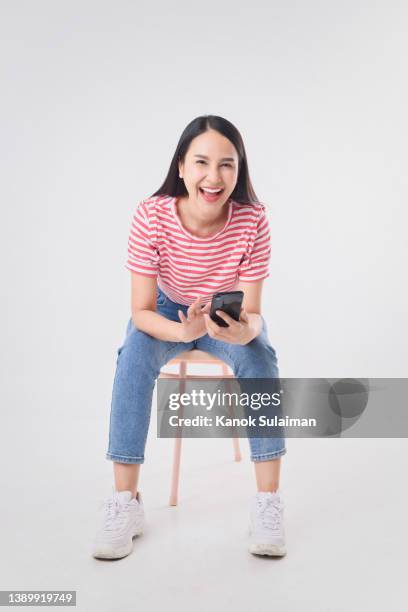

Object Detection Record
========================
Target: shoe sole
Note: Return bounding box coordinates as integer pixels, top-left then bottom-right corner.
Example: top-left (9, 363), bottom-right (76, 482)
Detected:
top-left (249, 542), bottom-right (286, 556)
top-left (92, 527), bottom-right (144, 560)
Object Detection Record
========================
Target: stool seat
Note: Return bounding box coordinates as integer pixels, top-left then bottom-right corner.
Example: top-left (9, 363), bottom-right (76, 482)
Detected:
top-left (167, 349), bottom-right (229, 364)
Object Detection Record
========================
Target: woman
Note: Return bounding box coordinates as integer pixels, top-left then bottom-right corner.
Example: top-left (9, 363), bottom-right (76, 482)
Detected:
top-left (92, 115), bottom-right (287, 560)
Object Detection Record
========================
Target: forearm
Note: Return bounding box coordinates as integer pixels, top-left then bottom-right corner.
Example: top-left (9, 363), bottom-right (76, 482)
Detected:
top-left (132, 309), bottom-right (182, 342)
top-left (244, 313), bottom-right (263, 344)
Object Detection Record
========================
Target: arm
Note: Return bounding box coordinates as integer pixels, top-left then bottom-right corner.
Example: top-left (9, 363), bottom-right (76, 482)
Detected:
top-left (236, 279), bottom-right (264, 343)
top-left (127, 206), bottom-right (183, 341)
top-left (131, 273), bottom-right (182, 341)
top-left (131, 273), bottom-right (209, 343)
top-left (230, 205), bottom-right (272, 343)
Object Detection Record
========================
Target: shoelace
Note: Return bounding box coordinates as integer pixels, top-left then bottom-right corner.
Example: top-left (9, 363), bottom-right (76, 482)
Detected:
top-left (257, 497), bottom-right (283, 531)
top-left (103, 498), bottom-right (131, 531)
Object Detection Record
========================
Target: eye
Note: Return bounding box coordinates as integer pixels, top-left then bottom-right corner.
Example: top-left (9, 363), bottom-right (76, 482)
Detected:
top-left (196, 160), bottom-right (233, 167)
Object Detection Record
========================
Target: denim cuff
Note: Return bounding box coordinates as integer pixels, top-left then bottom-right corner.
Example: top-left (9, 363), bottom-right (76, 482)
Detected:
top-left (105, 452), bottom-right (145, 464)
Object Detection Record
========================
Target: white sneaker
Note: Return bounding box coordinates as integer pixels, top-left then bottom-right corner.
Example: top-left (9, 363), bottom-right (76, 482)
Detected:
top-left (92, 488), bottom-right (146, 559)
top-left (249, 491), bottom-right (286, 556)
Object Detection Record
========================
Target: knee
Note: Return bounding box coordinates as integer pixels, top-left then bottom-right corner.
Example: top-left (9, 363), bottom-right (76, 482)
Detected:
top-left (117, 323), bottom-right (165, 374)
top-left (233, 335), bottom-right (279, 378)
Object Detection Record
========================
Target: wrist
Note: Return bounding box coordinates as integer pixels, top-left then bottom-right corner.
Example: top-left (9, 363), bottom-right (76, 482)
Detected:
top-left (177, 323), bottom-right (196, 343)
top-left (177, 323), bottom-right (188, 343)
top-left (240, 324), bottom-right (257, 345)
top-left (241, 321), bottom-right (261, 344)
top-left (243, 314), bottom-right (262, 344)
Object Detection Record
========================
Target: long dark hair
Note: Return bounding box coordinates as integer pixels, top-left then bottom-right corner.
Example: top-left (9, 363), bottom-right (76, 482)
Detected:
top-left (150, 115), bottom-right (260, 204)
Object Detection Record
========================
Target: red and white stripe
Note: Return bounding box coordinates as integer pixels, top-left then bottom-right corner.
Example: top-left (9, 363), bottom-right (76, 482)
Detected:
top-left (126, 195), bottom-right (271, 305)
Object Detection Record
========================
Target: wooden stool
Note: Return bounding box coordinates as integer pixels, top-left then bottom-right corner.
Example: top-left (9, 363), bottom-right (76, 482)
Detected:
top-left (159, 350), bottom-right (242, 506)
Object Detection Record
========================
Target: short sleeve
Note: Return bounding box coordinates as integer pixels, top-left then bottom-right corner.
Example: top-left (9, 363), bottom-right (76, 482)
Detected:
top-left (125, 200), bottom-right (159, 277)
top-left (238, 206), bottom-right (271, 282)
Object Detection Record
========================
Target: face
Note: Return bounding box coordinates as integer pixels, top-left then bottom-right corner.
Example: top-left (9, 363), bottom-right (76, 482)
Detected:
top-left (178, 129), bottom-right (239, 216)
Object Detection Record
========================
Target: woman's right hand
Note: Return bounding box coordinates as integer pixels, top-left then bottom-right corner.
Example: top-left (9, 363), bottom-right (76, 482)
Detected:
top-left (177, 297), bottom-right (211, 343)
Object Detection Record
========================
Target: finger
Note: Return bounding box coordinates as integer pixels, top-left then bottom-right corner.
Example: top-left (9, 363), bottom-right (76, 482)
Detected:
top-left (178, 310), bottom-right (187, 324)
top-left (206, 324), bottom-right (229, 342)
top-left (215, 310), bottom-right (240, 328)
top-left (239, 308), bottom-right (249, 323)
top-left (200, 302), bottom-right (211, 314)
top-left (187, 303), bottom-right (196, 320)
top-left (193, 296), bottom-right (202, 316)
top-left (187, 296), bottom-right (201, 319)
top-left (204, 313), bottom-right (223, 337)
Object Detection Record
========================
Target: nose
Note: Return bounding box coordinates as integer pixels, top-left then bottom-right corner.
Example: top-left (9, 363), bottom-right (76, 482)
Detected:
top-left (207, 165), bottom-right (222, 184)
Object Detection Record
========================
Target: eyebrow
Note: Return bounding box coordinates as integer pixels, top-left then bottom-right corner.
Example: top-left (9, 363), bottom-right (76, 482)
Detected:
top-left (193, 154), bottom-right (236, 162)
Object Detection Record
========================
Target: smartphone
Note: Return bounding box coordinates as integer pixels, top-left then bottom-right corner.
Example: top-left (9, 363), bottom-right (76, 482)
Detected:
top-left (210, 290), bottom-right (244, 327)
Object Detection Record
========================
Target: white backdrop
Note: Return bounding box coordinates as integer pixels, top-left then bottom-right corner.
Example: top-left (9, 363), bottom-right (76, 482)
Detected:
top-left (1, 1), bottom-right (407, 609)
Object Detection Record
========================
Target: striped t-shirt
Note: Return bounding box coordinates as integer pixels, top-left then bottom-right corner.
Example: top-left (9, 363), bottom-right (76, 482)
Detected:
top-left (126, 194), bottom-right (271, 306)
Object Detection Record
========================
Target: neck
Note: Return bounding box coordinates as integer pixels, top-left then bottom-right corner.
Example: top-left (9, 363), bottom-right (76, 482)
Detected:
top-left (177, 196), bottom-right (230, 238)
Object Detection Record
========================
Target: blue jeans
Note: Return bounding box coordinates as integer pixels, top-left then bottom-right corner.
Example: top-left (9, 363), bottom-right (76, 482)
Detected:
top-left (106, 287), bottom-right (287, 464)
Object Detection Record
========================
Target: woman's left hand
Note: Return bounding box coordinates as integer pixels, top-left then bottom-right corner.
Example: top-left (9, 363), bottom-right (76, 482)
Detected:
top-left (203, 308), bottom-right (252, 345)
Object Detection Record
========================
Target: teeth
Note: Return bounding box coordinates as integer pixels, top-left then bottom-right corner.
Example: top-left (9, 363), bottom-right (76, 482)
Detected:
top-left (201, 187), bottom-right (223, 193)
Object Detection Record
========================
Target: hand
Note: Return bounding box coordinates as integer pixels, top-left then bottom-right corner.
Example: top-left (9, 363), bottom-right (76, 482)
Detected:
top-left (203, 308), bottom-right (252, 345)
top-left (178, 297), bottom-right (211, 343)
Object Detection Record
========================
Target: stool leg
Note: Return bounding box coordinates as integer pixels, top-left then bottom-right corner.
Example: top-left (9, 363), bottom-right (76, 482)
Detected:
top-left (169, 438), bottom-right (182, 506)
top-left (221, 364), bottom-right (242, 462)
top-left (169, 361), bottom-right (187, 506)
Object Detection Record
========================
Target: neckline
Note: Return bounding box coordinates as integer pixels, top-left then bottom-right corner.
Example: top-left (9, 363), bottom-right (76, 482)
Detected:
top-left (171, 196), bottom-right (233, 241)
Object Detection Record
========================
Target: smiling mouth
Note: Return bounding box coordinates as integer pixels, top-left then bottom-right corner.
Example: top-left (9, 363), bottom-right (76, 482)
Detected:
top-left (199, 187), bottom-right (225, 201)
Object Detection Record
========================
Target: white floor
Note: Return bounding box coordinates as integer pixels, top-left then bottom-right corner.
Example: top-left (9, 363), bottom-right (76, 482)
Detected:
top-left (1, 399), bottom-right (407, 612)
